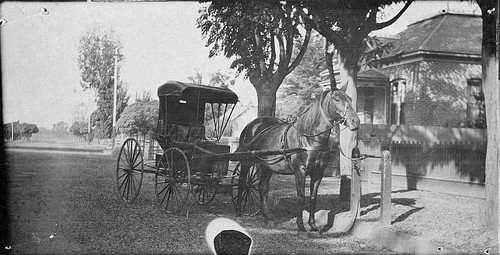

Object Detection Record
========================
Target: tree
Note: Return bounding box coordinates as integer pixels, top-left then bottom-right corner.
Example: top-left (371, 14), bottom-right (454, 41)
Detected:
top-left (301, 0), bottom-right (413, 174)
top-left (52, 121), bottom-right (69, 137)
top-left (116, 100), bottom-right (159, 138)
top-left (69, 121), bottom-right (89, 141)
top-left (77, 27), bottom-right (129, 139)
top-left (17, 123), bottom-right (39, 140)
top-left (474, 0), bottom-right (498, 251)
top-left (4, 122), bottom-right (39, 140)
top-left (135, 90), bottom-right (153, 103)
top-left (198, 0), bottom-right (312, 117)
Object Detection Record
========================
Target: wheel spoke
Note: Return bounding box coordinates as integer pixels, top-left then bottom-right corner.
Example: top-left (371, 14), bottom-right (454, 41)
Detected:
top-left (118, 171), bottom-right (127, 180)
top-left (119, 173), bottom-right (129, 191)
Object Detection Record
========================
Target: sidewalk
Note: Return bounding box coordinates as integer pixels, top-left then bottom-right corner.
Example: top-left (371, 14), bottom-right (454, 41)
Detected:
top-left (4, 140), bottom-right (108, 153)
top-left (266, 174), bottom-right (491, 254)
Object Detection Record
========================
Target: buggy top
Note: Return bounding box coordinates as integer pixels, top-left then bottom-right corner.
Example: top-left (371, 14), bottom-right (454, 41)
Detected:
top-left (156, 81), bottom-right (239, 146)
top-left (157, 80), bottom-right (238, 104)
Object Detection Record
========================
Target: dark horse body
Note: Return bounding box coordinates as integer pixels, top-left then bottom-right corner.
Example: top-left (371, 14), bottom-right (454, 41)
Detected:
top-left (235, 89), bottom-right (359, 232)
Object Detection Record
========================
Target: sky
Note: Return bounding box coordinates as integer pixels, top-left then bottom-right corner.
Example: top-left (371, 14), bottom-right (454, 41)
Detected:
top-left (1, 1), bottom-right (480, 129)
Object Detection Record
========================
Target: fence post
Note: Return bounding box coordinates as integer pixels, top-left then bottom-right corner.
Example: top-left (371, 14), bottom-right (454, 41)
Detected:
top-left (350, 147), bottom-right (361, 218)
top-left (380, 150), bottom-right (392, 226)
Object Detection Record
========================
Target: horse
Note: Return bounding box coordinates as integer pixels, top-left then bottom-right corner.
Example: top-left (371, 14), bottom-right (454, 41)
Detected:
top-left (234, 88), bottom-right (360, 232)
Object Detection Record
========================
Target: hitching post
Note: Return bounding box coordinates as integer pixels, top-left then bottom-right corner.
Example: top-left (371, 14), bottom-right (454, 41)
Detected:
top-left (350, 147), bottom-right (361, 218)
top-left (380, 150), bottom-right (392, 226)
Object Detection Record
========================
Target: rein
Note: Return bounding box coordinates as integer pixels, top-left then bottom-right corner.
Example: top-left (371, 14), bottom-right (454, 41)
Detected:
top-left (294, 92), bottom-right (349, 139)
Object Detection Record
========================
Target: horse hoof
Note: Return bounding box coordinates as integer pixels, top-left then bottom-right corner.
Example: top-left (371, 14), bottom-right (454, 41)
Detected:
top-left (308, 231), bottom-right (323, 238)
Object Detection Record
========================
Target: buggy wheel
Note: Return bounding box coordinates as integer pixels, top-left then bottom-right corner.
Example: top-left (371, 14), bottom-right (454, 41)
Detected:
top-left (191, 179), bottom-right (218, 205)
top-left (155, 147), bottom-right (191, 214)
top-left (116, 138), bottom-right (144, 203)
top-left (191, 160), bottom-right (226, 205)
top-left (231, 163), bottom-right (261, 216)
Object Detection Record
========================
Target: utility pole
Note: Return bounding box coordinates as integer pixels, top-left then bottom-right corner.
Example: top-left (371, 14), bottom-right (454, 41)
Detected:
top-left (112, 47), bottom-right (118, 148)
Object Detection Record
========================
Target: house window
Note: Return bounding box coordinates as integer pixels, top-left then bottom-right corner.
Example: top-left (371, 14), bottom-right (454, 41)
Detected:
top-left (364, 87), bottom-right (375, 124)
top-left (466, 79), bottom-right (486, 128)
top-left (390, 79), bottom-right (406, 125)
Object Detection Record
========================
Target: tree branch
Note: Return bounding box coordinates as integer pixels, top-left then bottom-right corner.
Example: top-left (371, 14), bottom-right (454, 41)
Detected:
top-left (287, 26), bottom-right (312, 74)
top-left (307, 9), bottom-right (346, 49)
top-left (276, 29), bottom-right (287, 70)
top-left (254, 27), bottom-right (267, 77)
top-left (268, 31), bottom-right (277, 76)
top-left (324, 39), bottom-right (337, 91)
top-left (372, 0), bottom-right (414, 31)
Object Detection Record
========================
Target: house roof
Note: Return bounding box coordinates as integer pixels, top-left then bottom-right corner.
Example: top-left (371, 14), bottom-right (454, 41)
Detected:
top-left (382, 12), bottom-right (482, 58)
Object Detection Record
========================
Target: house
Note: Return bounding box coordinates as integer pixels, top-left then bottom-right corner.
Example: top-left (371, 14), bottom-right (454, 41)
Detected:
top-left (319, 11), bottom-right (487, 197)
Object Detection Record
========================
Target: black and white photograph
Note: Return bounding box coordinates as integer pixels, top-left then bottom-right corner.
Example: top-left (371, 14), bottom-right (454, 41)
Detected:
top-left (1, 0), bottom-right (498, 254)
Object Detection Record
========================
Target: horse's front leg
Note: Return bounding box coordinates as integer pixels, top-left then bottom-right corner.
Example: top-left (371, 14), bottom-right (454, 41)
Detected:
top-left (308, 169), bottom-right (324, 232)
top-left (295, 166), bottom-right (307, 232)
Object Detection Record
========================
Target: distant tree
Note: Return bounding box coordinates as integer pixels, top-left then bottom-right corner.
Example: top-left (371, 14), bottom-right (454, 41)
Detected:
top-left (77, 27), bottom-right (129, 138)
top-left (17, 123), bottom-right (39, 140)
top-left (72, 102), bottom-right (92, 123)
top-left (116, 100), bottom-right (159, 138)
top-left (52, 121), bottom-right (69, 137)
top-left (188, 69), bottom-right (204, 84)
top-left (135, 90), bottom-right (153, 103)
top-left (69, 121), bottom-right (89, 141)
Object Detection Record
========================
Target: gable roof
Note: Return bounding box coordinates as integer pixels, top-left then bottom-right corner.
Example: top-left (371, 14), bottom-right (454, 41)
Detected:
top-left (382, 12), bottom-right (481, 58)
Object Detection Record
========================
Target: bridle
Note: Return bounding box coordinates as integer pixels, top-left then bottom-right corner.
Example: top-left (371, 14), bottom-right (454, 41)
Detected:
top-left (301, 91), bottom-right (349, 138)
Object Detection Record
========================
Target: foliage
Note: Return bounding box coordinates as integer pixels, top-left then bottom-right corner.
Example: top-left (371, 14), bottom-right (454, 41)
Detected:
top-left (116, 100), bottom-right (159, 136)
top-left (4, 121), bottom-right (39, 140)
top-left (197, 0), bottom-right (312, 116)
top-left (77, 27), bottom-right (129, 139)
top-left (69, 121), bottom-right (89, 139)
top-left (52, 121), bottom-right (69, 136)
top-left (135, 90), bottom-right (153, 103)
top-left (72, 102), bottom-right (91, 123)
top-left (303, 0), bottom-right (412, 69)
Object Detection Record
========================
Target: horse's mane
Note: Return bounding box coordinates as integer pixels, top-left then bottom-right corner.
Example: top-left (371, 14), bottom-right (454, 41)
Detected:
top-left (294, 91), bottom-right (331, 133)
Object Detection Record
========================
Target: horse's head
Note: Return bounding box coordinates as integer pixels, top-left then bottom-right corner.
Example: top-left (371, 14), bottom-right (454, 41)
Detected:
top-left (323, 89), bottom-right (360, 131)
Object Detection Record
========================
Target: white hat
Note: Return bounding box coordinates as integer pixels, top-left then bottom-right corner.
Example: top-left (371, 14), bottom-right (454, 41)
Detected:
top-left (205, 218), bottom-right (253, 255)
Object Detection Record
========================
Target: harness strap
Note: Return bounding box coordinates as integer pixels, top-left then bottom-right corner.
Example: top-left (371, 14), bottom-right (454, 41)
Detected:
top-left (281, 123), bottom-right (297, 173)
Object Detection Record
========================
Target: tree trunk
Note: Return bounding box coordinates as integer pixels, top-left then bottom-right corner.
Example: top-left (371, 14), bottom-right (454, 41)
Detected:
top-left (481, 1), bottom-right (499, 251)
top-left (255, 85), bottom-right (278, 117)
top-left (338, 55), bottom-right (359, 176)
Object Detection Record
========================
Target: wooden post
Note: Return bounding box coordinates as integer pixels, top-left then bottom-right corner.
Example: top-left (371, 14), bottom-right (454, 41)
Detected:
top-left (380, 150), bottom-right (392, 226)
top-left (350, 147), bottom-right (361, 218)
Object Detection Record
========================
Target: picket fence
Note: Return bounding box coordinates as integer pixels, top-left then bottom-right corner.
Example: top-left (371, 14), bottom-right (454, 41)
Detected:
top-left (357, 124), bottom-right (487, 198)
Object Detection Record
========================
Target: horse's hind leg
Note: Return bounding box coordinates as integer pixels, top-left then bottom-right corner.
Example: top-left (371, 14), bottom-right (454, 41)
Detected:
top-left (258, 167), bottom-right (272, 221)
top-left (235, 163), bottom-right (250, 217)
top-left (295, 167), bottom-right (307, 232)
